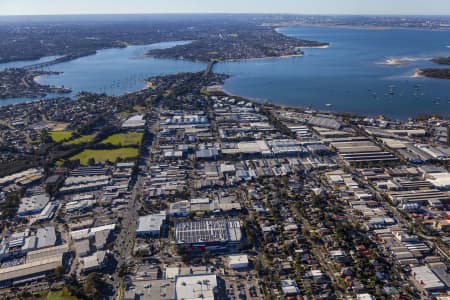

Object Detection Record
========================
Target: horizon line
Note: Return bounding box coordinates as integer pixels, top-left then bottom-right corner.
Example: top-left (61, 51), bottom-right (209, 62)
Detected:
top-left (1, 12), bottom-right (450, 17)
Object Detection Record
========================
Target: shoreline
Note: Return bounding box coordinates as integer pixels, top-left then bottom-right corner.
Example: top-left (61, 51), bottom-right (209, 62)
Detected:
top-left (276, 23), bottom-right (450, 32)
top-left (215, 85), bottom-right (379, 120)
top-left (222, 53), bottom-right (305, 63)
top-left (300, 44), bottom-right (330, 49)
top-left (411, 70), bottom-right (423, 78)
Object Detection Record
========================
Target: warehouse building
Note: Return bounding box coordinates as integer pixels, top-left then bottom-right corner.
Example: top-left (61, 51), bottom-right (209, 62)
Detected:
top-left (17, 194), bottom-right (50, 216)
top-left (0, 244), bottom-right (68, 287)
top-left (388, 189), bottom-right (449, 206)
top-left (328, 137), bottom-right (398, 164)
top-left (411, 265), bottom-right (447, 297)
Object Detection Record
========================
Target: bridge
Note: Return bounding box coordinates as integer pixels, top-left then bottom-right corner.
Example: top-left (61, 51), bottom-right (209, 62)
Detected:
top-left (22, 51), bottom-right (95, 70)
top-left (23, 59), bottom-right (63, 70)
top-left (203, 60), bottom-right (218, 76)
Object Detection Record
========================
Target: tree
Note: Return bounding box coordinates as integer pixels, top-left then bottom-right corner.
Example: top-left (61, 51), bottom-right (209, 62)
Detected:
top-left (118, 263), bottom-right (128, 278)
top-left (0, 191), bottom-right (21, 220)
top-left (83, 272), bottom-right (107, 300)
top-left (55, 265), bottom-right (65, 279)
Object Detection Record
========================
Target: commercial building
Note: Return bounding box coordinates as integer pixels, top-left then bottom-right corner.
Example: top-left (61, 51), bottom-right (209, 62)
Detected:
top-left (80, 251), bottom-right (107, 273)
top-left (169, 200), bottom-right (190, 217)
top-left (73, 239), bottom-right (91, 257)
top-left (228, 254), bottom-right (249, 269)
top-left (174, 219), bottom-right (241, 251)
top-left (70, 224), bottom-right (116, 241)
top-left (426, 172), bottom-right (450, 190)
top-left (281, 279), bottom-right (301, 296)
top-left (136, 212), bottom-right (167, 237)
top-left (175, 274), bottom-right (218, 300)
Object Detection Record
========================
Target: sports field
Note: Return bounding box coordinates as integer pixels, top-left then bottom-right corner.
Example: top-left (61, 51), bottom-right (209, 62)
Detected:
top-left (100, 132), bottom-right (143, 147)
top-left (65, 134), bottom-right (96, 145)
top-left (69, 148), bottom-right (138, 164)
top-left (49, 130), bottom-right (73, 142)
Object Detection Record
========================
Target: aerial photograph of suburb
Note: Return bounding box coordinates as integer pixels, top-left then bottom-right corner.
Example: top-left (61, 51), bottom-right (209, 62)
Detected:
top-left (0, 0), bottom-right (450, 299)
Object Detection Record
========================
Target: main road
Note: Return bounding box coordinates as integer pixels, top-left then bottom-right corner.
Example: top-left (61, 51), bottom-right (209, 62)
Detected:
top-left (111, 106), bottom-right (160, 300)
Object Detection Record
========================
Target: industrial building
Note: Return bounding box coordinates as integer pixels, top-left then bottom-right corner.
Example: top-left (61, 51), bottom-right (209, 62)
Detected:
top-left (388, 189), bottom-right (450, 207)
top-left (0, 227), bottom-right (57, 261)
top-left (411, 265), bottom-right (447, 297)
top-left (328, 137), bottom-right (398, 164)
top-left (0, 244), bottom-right (68, 287)
top-left (17, 194), bottom-right (50, 216)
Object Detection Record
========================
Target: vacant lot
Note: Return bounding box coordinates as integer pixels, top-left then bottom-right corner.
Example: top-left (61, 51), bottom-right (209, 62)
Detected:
top-left (46, 122), bottom-right (70, 131)
top-left (49, 130), bottom-right (73, 142)
top-left (70, 148), bottom-right (138, 164)
top-left (65, 134), bottom-right (96, 145)
top-left (101, 132), bottom-right (143, 147)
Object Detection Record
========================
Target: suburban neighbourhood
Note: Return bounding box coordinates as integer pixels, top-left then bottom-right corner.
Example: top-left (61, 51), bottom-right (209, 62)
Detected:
top-left (0, 69), bottom-right (449, 300)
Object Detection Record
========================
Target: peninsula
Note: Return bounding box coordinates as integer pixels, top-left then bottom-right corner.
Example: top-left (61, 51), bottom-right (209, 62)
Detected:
top-left (419, 56), bottom-right (450, 80)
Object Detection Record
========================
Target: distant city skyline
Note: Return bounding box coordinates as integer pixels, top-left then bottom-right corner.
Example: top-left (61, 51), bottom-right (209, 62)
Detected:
top-left (1, 0), bottom-right (450, 16)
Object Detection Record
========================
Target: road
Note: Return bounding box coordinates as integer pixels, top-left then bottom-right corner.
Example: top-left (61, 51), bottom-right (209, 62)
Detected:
top-left (110, 109), bottom-right (160, 300)
top-left (290, 194), bottom-right (346, 300)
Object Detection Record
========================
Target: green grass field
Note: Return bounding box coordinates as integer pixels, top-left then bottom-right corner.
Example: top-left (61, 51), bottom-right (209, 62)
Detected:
top-left (49, 130), bottom-right (73, 142)
top-left (47, 287), bottom-right (78, 300)
top-left (100, 132), bottom-right (143, 147)
top-left (69, 148), bottom-right (138, 164)
top-left (65, 134), bottom-right (96, 145)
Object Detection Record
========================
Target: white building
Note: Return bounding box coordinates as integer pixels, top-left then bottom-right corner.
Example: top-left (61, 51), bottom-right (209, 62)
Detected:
top-left (122, 115), bottom-right (146, 129)
top-left (17, 194), bottom-right (50, 216)
top-left (175, 274), bottom-right (218, 300)
top-left (228, 254), bottom-right (248, 269)
top-left (281, 279), bottom-right (300, 296)
top-left (411, 265), bottom-right (446, 296)
top-left (136, 212), bottom-right (166, 237)
top-left (427, 172), bottom-right (450, 190)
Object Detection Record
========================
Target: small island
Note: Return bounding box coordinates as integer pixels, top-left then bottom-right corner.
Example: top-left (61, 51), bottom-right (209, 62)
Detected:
top-left (431, 56), bottom-right (450, 65)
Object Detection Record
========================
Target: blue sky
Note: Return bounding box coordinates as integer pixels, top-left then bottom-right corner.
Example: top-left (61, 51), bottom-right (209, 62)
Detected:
top-left (1, 0), bottom-right (450, 15)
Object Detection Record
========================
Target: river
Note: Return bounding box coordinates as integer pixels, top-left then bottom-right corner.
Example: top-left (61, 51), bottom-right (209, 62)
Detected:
top-left (1, 28), bottom-right (449, 119)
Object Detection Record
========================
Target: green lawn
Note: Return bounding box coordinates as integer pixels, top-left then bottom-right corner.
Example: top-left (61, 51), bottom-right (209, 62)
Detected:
top-left (69, 148), bottom-right (138, 164)
top-left (47, 288), bottom-right (78, 300)
top-left (49, 130), bottom-right (73, 142)
top-left (65, 134), bottom-right (96, 145)
top-left (101, 132), bottom-right (143, 147)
